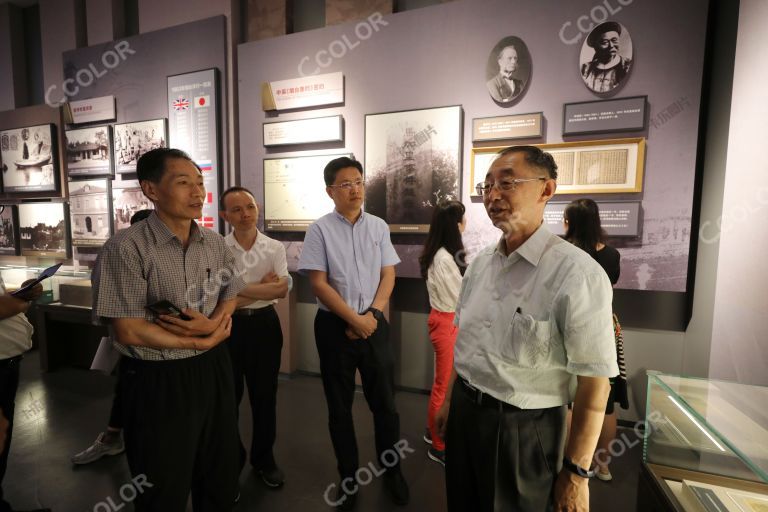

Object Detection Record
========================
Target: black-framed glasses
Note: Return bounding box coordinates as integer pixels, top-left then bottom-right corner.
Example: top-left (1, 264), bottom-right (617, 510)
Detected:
top-left (329, 179), bottom-right (364, 191)
top-left (475, 177), bottom-right (547, 196)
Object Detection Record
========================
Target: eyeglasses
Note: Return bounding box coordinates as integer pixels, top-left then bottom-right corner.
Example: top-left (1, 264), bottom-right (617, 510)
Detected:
top-left (329, 179), bottom-right (364, 191)
top-left (475, 177), bottom-right (547, 196)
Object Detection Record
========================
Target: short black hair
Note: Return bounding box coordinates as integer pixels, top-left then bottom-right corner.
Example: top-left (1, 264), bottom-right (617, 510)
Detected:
top-left (136, 148), bottom-right (198, 183)
top-left (496, 145), bottom-right (558, 180)
top-left (219, 186), bottom-right (256, 211)
top-left (587, 21), bottom-right (622, 48)
top-left (324, 156), bottom-right (363, 186)
top-left (129, 209), bottom-right (153, 225)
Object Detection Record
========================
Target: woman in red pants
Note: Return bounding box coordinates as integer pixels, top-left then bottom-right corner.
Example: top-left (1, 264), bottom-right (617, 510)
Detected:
top-left (418, 200), bottom-right (466, 466)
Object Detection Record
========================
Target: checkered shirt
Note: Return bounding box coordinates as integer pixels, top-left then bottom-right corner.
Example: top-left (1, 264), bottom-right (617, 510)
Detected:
top-left (91, 211), bottom-right (245, 360)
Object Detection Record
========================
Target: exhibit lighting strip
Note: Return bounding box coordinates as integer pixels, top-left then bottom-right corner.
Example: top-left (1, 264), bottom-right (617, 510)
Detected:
top-left (667, 395), bottom-right (727, 452)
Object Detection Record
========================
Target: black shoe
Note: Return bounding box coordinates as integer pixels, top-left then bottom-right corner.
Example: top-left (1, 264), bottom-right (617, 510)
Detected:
top-left (335, 483), bottom-right (357, 510)
top-left (427, 446), bottom-right (445, 466)
top-left (258, 465), bottom-right (285, 489)
top-left (423, 428), bottom-right (432, 445)
top-left (384, 470), bottom-right (409, 506)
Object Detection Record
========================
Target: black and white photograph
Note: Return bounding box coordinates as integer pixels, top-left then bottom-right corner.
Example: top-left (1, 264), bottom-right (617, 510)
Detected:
top-left (0, 123), bottom-right (58, 193)
top-left (65, 126), bottom-right (113, 176)
top-left (113, 119), bottom-right (167, 173)
top-left (0, 205), bottom-right (19, 255)
top-left (365, 105), bottom-right (462, 233)
top-left (112, 181), bottom-right (153, 231)
top-left (580, 21), bottom-right (633, 94)
top-left (18, 202), bottom-right (68, 257)
top-left (485, 36), bottom-right (531, 105)
top-left (69, 179), bottom-right (112, 246)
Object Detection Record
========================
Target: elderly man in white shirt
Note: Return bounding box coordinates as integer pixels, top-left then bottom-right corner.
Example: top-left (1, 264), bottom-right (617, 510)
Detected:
top-left (219, 186), bottom-right (291, 490)
top-left (0, 274), bottom-right (51, 512)
top-left (436, 146), bottom-right (618, 512)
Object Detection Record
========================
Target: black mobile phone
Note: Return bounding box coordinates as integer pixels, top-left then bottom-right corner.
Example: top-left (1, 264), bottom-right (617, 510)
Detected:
top-left (146, 300), bottom-right (192, 321)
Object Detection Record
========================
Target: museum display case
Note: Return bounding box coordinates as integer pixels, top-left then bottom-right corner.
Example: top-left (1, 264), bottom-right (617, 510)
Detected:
top-left (639, 372), bottom-right (768, 511)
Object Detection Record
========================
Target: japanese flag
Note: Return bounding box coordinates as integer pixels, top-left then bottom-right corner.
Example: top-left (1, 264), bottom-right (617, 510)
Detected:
top-left (194, 95), bottom-right (210, 108)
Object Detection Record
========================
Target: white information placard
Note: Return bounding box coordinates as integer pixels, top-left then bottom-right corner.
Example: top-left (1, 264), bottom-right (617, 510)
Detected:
top-left (263, 115), bottom-right (343, 147)
top-left (262, 72), bottom-right (344, 111)
top-left (68, 96), bottom-right (116, 124)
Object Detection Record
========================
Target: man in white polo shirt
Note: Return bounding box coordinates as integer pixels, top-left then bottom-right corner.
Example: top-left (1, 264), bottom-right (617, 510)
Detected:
top-left (219, 186), bottom-right (290, 489)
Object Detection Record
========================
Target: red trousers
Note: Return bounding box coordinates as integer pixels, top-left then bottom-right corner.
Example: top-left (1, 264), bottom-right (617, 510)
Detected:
top-left (427, 308), bottom-right (458, 451)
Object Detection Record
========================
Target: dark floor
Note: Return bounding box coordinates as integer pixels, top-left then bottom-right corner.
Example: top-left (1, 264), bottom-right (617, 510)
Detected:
top-left (4, 350), bottom-right (642, 511)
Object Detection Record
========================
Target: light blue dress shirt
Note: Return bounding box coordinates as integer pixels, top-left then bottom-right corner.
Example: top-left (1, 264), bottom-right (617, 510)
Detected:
top-left (298, 210), bottom-right (400, 313)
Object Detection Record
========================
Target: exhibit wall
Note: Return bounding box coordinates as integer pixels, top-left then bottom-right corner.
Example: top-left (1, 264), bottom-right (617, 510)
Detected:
top-left (710, 0), bottom-right (768, 387)
top-left (237, 0), bottom-right (710, 398)
top-left (238, 0), bottom-right (708, 293)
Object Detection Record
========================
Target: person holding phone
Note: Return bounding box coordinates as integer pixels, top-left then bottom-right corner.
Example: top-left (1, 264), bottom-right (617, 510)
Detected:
top-left (1, 273), bottom-right (51, 512)
top-left (91, 148), bottom-right (246, 511)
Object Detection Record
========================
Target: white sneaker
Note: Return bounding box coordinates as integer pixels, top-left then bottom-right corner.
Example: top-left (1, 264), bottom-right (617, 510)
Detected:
top-left (71, 432), bottom-right (125, 465)
top-left (596, 467), bottom-right (613, 481)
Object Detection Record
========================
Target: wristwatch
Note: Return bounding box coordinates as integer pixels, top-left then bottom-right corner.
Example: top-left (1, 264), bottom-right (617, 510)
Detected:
top-left (366, 307), bottom-right (384, 320)
top-left (562, 457), bottom-right (595, 479)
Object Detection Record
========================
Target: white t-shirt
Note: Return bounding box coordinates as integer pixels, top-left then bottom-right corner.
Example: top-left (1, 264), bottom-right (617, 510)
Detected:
top-left (426, 247), bottom-right (462, 313)
top-left (225, 230), bottom-right (290, 309)
top-left (0, 275), bottom-right (34, 359)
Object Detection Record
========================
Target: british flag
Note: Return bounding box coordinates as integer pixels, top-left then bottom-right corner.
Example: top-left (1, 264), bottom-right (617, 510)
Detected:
top-left (172, 97), bottom-right (190, 111)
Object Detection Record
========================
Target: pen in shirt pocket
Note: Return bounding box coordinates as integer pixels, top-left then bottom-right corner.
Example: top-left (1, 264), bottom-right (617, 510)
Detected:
top-left (206, 268), bottom-right (211, 282)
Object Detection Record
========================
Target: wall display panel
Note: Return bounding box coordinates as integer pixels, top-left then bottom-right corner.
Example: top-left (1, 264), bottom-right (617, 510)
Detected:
top-left (65, 126), bottom-right (113, 177)
top-left (113, 119), bottom-right (167, 174)
top-left (68, 179), bottom-right (112, 247)
top-left (563, 96), bottom-right (647, 136)
top-left (0, 124), bottom-right (59, 193)
top-left (471, 138), bottom-right (645, 196)
top-left (0, 205), bottom-right (19, 255)
top-left (167, 68), bottom-right (221, 231)
top-left (544, 201), bottom-right (641, 237)
top-left (262, 71), bottom-right (344, 111)
top-left (580, 21), bottom-right (634, 95)
top-left (237, 0), bottom-right (709, 294)
top-left (485, 36), bottom-right (532, 105)
top-left (472, 113), bottom-right (543, 142)
top-left (67, 96), bottom-right (116, 125)
top-left (263, 115), bottom-right (344, 147)
top-left (264, 153), bottom-right (352, 232)
top-left (364, 105), bottom-right (462, 233)
top-left (18, 202), bottom-right (68, 258)
top-left (112, 181), bottom-right (153, 231)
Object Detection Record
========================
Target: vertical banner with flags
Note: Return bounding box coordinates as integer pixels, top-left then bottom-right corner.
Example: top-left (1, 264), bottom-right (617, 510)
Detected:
top-left (167, 68), bottom-right (221, 232)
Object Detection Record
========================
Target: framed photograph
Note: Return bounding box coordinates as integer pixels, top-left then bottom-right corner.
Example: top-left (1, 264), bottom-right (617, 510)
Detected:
top-left (65, 126), bottom-right (113, 176)
top-left (580, 21), bottom-right (633, 94)
top-left (0, 205), bottom-right (19, 255)
top-left (470, 138), bottom-right (646, 195)
top-left (113, 119), bottom-right (167, 174)
top-left (18, 202), bottom-right (69, 258)
top-left (365, 105), bottom-right (462, 233)
top-left (263, 115), bottom-right (344, 147)
top-left (0, 123), bottom-right (59, 193)
top-left (563, 96), bottom-right (647, 136)
top-left (69, 179), bottom-right (112, 247)
top-left (264, 153), bottom-right (352, 232)
top-left (112, 181), bottom-right (153, 231)
top-left (485, 36), bottom-right (531, 105)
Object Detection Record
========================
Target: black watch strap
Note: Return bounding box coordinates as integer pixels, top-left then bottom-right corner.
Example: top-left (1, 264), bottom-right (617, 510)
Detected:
top-left (562, 457), bottom-right (595, 479)
top-left (366, 307), bottom-right (383, 319)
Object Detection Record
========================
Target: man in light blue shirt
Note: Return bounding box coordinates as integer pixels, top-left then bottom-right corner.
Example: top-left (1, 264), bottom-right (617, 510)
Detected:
top-left (298, 156), bottom-right (408, 510)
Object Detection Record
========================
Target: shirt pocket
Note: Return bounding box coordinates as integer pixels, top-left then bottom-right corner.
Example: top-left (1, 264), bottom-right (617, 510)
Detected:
top-left (502, 313), bottom-right (553, 368)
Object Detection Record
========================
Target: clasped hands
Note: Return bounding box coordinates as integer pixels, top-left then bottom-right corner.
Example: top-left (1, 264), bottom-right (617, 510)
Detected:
top-left (344, 311), bottom-right (378, 340)
top-left (157, 308), bottom-right (231, 349)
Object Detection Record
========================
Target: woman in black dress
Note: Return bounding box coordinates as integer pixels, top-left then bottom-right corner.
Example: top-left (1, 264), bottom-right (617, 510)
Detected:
top-left (564, 198), bottom-right (628, 482)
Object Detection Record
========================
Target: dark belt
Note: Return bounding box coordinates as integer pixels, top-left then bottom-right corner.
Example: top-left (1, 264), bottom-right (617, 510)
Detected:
top-left (457, 377), bottom-right (521, 412)
top-left (232, 304), bottom-right (275, 317)
top-left (0, 354), bottom-right (23, 369)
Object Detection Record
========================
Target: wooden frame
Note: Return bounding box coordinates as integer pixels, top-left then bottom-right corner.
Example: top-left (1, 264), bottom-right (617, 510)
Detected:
top-left (470, 137), bottom-right (645, 196)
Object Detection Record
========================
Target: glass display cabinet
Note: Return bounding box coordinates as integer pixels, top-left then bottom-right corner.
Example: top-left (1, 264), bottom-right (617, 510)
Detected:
top-left (639, 372), bottom-right (768, 512)
top-left (0, 263), bottom-right (92, 304)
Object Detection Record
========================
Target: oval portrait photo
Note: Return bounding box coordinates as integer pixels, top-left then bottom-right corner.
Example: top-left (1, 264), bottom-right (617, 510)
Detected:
top-left (580, 21), bottom-right (633, 94)
top-left (485, 36), bottom-right (531, 105)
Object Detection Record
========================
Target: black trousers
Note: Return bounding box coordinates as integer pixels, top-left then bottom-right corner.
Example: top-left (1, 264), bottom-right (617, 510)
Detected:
top-left (445, 378), bottom-right (566, 512)
top-left (108, 358), bottom-right (123, 429)
top-left (227, 306), bottom-right (283, 470)
top-left (0, 356), bottom-right (22, 512)
top-left (314, 309), bottom-right (401, 479)
top-left (120, 344), bottom-right (240, 512)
